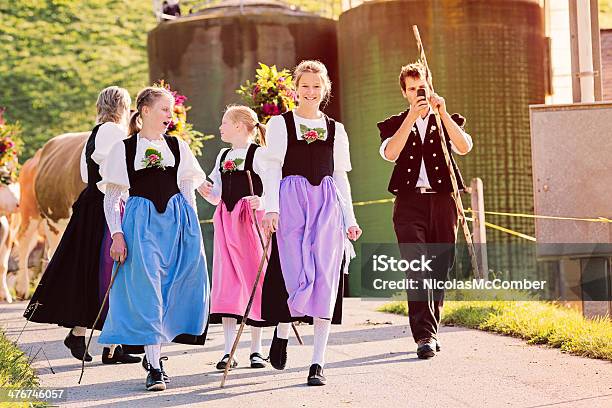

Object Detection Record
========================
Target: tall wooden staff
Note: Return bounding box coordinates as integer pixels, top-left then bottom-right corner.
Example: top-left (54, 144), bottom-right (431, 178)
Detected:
top-left (412, 25), bottom-right (481, 278)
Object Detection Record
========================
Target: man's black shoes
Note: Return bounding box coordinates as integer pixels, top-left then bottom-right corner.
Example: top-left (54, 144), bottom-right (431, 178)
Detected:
top-left (417, 339), bottom-right (436, 359)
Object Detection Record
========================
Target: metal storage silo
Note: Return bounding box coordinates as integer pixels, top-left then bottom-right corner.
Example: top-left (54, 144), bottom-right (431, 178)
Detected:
top-left (148, 0), bottom-right (340, 169)
top-left (147, 0), bottom-right (340, 263)
top-left (338, 0), bottom-right (548, 293)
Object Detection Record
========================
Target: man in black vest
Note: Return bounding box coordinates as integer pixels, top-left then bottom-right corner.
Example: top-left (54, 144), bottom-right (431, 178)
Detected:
top-left (377, 62), bottom-right (473, 359)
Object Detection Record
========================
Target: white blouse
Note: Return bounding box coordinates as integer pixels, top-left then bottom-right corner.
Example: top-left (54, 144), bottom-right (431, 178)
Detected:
top-left (260, 111), bottom-right (357, 230)
top-left (80, 122), bottom-right (127, 183)
top-left (99, 135), bottom-right (206, 235)
top-left (205, 143), bottom-right (267, 207)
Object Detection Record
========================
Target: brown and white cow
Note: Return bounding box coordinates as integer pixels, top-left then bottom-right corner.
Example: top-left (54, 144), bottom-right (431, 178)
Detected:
top-left (14, 132), bottom-right (88, 299)
top-left (0, 181), bottom-right (20, 303)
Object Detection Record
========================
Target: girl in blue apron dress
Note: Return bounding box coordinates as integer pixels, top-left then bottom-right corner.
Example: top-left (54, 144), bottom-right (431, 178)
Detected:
top-left (98, 86), bottom-right (209, 391)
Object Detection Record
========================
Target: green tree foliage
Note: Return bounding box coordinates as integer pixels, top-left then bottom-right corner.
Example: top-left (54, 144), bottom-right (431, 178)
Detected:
top-left (0, 0), bottom-right (156, 159)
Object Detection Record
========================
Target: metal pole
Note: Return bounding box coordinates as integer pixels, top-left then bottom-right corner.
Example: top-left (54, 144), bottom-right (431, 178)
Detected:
top-left (470, 178), bottom-right (488, 280)
top-left (576, 0), bottom-right (595, 102)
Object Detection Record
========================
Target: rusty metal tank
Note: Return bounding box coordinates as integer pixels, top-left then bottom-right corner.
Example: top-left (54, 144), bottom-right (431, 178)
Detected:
top-left (148, 0), bottom-right (339, 169)
top-left (338, 0), bottom-right (548, 293)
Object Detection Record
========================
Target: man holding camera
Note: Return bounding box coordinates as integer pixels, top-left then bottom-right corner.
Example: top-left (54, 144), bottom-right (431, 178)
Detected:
top-left (377, 62), bottom-right (473, 359)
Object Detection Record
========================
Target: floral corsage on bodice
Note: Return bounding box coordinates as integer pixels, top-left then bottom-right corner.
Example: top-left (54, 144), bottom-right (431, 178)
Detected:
top-left (142, 148), bottom-right (166, 170)
top-left (300, 124), bottom-right (325, 144)
top-left (221, 158), bottom-right (244, 173)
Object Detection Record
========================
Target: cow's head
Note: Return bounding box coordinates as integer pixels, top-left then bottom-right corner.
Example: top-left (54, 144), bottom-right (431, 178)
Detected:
top-left (0, 165), bottom-right (19, 214)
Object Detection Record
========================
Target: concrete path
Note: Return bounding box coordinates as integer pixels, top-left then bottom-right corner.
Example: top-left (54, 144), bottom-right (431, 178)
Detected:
top-left (0, 299), bottom-right (610, 407)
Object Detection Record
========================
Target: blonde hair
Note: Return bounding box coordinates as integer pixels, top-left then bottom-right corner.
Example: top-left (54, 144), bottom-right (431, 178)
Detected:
top-left (294, 60), bottom-right (332, 107)
top-left (96, 86), bottom-right (131, 124)
top-left (128, 86), bottom-right (175, 135)
top-left (224, 105), bottom-right (266, 146)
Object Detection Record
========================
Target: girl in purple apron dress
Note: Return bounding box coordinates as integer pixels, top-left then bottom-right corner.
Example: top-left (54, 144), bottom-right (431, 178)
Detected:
top-left (260, 61), bottom-right (362, 386)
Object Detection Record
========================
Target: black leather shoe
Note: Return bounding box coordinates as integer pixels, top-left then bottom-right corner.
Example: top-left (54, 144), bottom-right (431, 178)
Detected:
top-left (417, 339), bottom-right (436, 359)
top-left (142, 356), bottom-right (170, 383)
top-left (64, 331), bottom-right (92, 362)
top-left (102, 345), bottom-right (141, 364)
top-left (145, 368), bottom-right (166, 391)
top-left (307, 364), bottom-right (326, 386)
top-left (216, 354), bottom-right (238, 370)
top-left (250, 352), bottom-right (266, 369)
top-left (268, 328), bottom-right (288, 370)
top-left (436, 339), bottom-right (441, 352)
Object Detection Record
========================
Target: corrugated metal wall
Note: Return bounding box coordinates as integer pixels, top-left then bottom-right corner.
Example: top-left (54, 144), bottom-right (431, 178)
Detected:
top-left (338, 0), bottom-right (548, 293)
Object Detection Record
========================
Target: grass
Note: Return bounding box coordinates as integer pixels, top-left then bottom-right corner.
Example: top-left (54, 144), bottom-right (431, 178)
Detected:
top-left (0, 328), bottom-right (44, 407)
top-left (378, 300), bottom-right (612, 360)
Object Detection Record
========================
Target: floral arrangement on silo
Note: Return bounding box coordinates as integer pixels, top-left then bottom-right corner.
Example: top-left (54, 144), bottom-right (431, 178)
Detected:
top-left (236, 63), bottom-right (297, 125)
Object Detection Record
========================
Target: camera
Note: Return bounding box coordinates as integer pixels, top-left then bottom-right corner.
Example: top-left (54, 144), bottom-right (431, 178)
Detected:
top-left (417, 88), bottom-right (426, 99)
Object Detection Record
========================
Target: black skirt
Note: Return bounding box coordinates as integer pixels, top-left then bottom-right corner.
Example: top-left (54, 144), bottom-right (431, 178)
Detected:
top-left (260, 235), bottom-right (344, 326)
top-left (24, 188), bottom-right (107, 330)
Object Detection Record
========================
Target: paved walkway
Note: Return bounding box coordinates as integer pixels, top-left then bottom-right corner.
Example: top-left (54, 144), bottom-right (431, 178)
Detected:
top-left (1, 299), bottom-right (610, 407)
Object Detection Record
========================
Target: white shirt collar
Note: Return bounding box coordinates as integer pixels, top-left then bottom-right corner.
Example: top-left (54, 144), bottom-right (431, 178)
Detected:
top-left (137, 133), bottom-right (165, 144)
top-left (415, 108), bottom-right (432, 126)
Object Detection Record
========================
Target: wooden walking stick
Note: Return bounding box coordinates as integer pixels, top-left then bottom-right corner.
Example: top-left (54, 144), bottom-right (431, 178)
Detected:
top-left (220, 233), bottom-right (272, 388)
top-left (78, 261), bottom-right (121, 384)
top-left (411, 25), bottom-right (481, 278)
top-left (245, 170), bottom-right (303, 345)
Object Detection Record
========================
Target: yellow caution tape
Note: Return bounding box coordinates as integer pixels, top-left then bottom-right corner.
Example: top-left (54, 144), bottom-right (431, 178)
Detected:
top-left (466, 209), bottom-right (612, 223)
top-left (352, 198), bottom-right (395, 207)
top-left (347, 196), bottom-right (611, 224)
top-left (199, 197), bottom-right (608, 240)
top-left (465, 216), bottom-right (536, 241)
top-left (483, 222), bottom-right (536, 241)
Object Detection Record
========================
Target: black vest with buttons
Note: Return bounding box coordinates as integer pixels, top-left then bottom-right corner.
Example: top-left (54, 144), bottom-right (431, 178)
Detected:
top-left (81, 123), bottom-right (104, 201)
top-left (281, 111), bottom-right (336, 185)
top-left (124, 134), bottom-right (181, 213)
top-left (377, 109), bottom-right (466, 195)
top-left (219, 144), bottom-right (263, 212)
